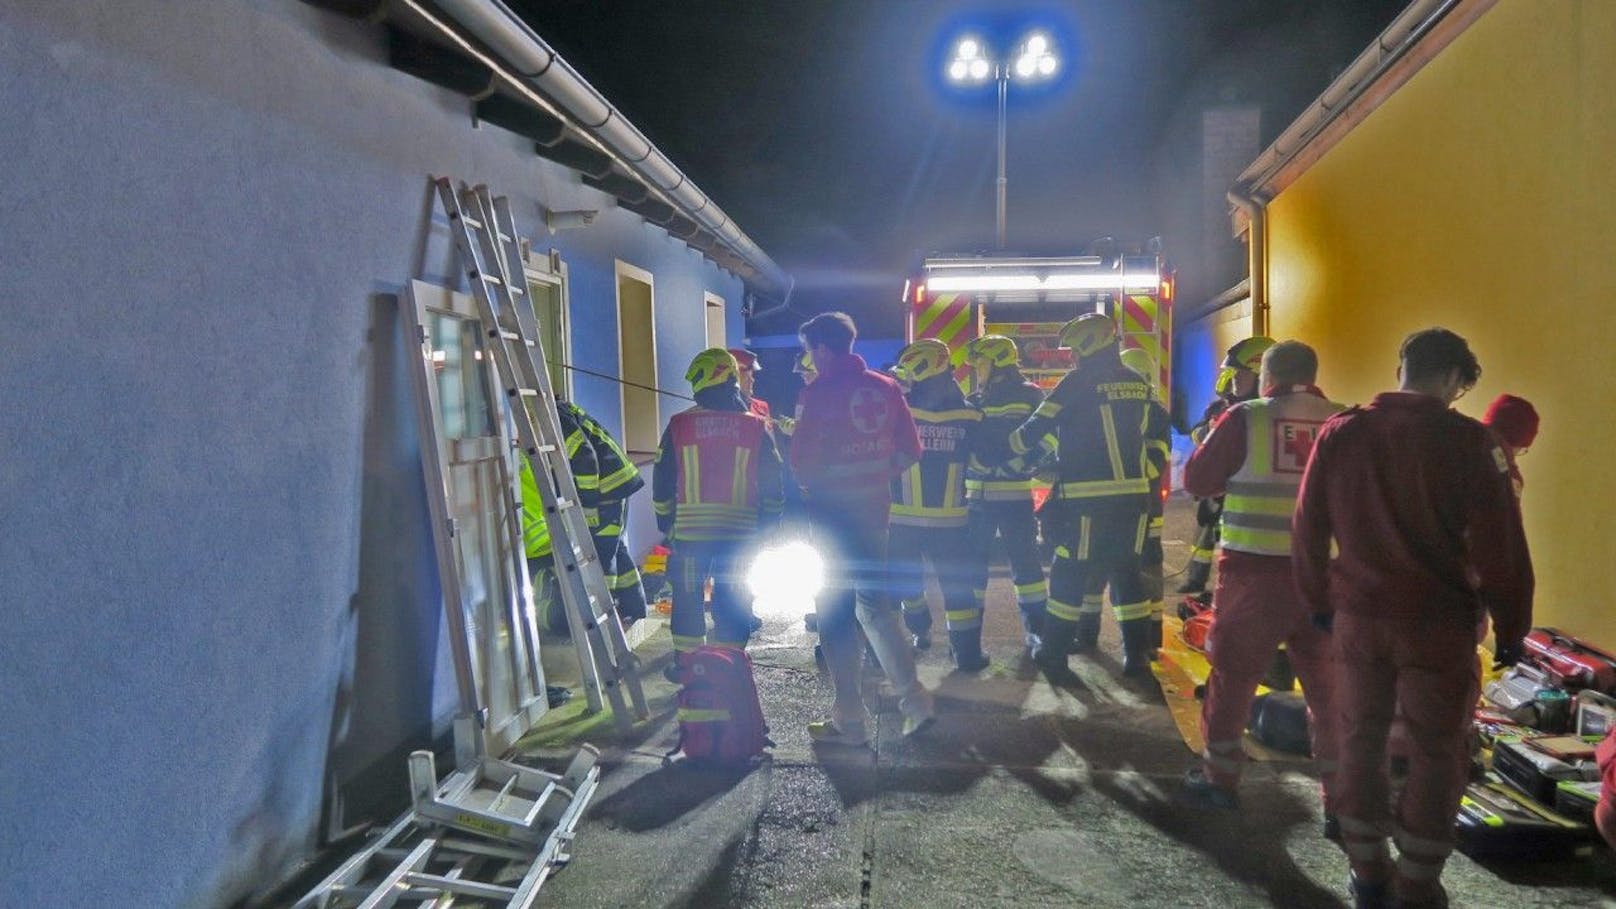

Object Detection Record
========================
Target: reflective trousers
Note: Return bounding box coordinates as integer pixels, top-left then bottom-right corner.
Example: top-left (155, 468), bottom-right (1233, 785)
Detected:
top-left (1333, 610), bottom-right (1478, 901)
top-left (594, 501), bottom-right (647, 621)
top-left (967, 498), bottom-right (1048, 634)
top-left (668, 540), bottom-right (750, 652)
top-left (808, 503), bottom-right (929, 729)
top-left (889, 522), bottom-right (976, 635)
top-left (1198, 551), bottom-right (1337, 801)
top-left (1044, 499), bottom-right (1149, 626)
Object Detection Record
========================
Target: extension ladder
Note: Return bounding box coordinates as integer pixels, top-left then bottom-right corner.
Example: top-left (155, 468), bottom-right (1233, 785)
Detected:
top-left (434, 178), bottom-right (648, 732)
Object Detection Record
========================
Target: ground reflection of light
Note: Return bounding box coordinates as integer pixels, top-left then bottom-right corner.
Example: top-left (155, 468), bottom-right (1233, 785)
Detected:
top-left (746, 541), bottom-right (824, 618)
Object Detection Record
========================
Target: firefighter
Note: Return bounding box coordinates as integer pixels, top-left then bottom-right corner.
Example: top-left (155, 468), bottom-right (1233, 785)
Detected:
top-left (1010, 314), bottom-right (1169, 684)
top-left (958, 334), bottom-right (1049, 650)
top-left (1119, 347), bottom-right (1172, 654)
top-left (1177, 341), bottom-right (1344, 823)
top-left (520, 405), bottom-right (600, 635)
top-left (1293, 328), bottom-right (1532, 909)
top-left (568, 401), bottom-right (651, 625)
top-left (728, 347), bottom-right (773, 422)
top-left (1179, 337), bottom-right (1276, 594)
top-left (652, 349), bottom-right (784, 657)
top-left (791, 312), bottom-right (934, 745)
top-left (887, 339), bottom-right (987, 671)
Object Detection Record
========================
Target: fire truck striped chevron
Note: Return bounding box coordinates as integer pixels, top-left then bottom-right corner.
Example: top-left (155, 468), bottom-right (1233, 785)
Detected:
top-left (913, 293), bottom-right (975, 349)
top-left (1121, 293), bottom-right (1169, 405)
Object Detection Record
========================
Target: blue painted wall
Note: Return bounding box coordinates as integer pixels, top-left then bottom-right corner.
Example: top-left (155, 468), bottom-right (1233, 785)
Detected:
top-left (0, 3), bottom-right (750, 905)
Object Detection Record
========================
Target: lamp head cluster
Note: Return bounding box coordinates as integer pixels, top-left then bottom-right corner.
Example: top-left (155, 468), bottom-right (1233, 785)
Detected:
top-left (947, 32), bottom-right (1058, 85)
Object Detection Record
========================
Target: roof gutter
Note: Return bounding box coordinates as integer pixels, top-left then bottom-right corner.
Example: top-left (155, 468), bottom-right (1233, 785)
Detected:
top-left (396, 0), bottom-right (790, 298)
top-left (1232, 0), bottom-right (1497, 210)
top-left (1225, 0), bottom-right (1497, 334)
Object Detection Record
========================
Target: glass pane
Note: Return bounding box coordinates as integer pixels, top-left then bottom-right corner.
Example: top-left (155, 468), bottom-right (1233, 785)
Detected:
top-left (527, 279), bottom-right (567, 395)
top-left (430, 311), bottom-right (496, 439)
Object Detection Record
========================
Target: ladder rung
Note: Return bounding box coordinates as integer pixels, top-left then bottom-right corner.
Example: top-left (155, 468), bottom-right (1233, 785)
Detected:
top-left (493, 329), bottom-right (536, 347)
top-left (470, 271), bottom-right (503, 287)
top-left (510, 388), bottom-right (540, 398)
top-left (527, 444), bottom-right (558, 454)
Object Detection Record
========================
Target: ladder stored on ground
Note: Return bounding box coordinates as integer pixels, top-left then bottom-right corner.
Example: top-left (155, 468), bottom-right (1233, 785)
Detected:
top-left (293, 746), bottom-right (599, 908)
top-left (434, 177), bottom-right (649, 733)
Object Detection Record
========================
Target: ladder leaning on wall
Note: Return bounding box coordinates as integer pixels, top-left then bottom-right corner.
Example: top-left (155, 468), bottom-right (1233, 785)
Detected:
top-left (295, 179), bottom-right (652, 907)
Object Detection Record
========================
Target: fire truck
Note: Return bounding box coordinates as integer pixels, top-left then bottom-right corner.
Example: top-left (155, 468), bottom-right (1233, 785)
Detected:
top-left (901, 252), bottom-right (1175, 408)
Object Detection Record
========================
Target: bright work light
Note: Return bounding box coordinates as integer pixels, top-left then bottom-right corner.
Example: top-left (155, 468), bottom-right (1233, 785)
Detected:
top-left (747, 541), bottom-right (825, 616)
top-left (968, 58), bottom-right (990, 81)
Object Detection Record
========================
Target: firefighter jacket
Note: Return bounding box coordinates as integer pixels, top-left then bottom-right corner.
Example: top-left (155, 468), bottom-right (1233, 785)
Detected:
top-left (565, 402), bottom-right (643, 504)
top-left (965, 369), bottom-right (1045, 501)
top-left (1183, 385), bottom-right (1343, 557)
top-left (652, 384), bottom-right (784, 542)
top-left (891, 374), bottom-right (982, 529)
top-left (790, 352), bottom-right (921, 523)
top-left (1292, 392), bottom-right (1534, 645)
top-left (1009, 351), bottom-right (1168, 505)
top-left (1144, 397), bottom-right (1171, 529)
top-left (520, 406), bottom-right (599, 560)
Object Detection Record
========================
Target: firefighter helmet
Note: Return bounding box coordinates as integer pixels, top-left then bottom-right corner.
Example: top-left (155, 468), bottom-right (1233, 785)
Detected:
top-left (1119, 347), bottom-right (1157, 382)
top-left (685, 347), bottom-right (739, 393)
top-left (961, 334), bottom-right (1020, 369)
top-left (1058, 314), bottom-right (1118, 357)
top-left (894, 338), bottom-right (952, 384)
top-left (1222, 336), bottom-right (1276, 372)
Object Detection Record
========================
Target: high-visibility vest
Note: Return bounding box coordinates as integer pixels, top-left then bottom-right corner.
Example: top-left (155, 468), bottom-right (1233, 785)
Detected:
top-left (892, 404), bottom-right (980, 528)
top-left (664, 407), bottom-right (774, 541)
top-left (1221, 389), bottom-right (1344, 556)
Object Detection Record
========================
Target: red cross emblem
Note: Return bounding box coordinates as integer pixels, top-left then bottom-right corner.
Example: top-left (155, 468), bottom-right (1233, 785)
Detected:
top-left (850, 387), bottom-right (890, 434)
top-left (1274, 420), bottom-right (1322, 473)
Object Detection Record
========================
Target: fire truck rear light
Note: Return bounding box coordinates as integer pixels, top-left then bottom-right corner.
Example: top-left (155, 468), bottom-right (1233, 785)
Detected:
top-left (915, 283), bottom-right (926, 304)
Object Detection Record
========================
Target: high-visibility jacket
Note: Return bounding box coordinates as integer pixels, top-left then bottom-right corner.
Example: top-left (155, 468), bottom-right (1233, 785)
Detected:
top-left (1217, 387), bottom-right (1344, 556)
top-left (891, 376), bottom-right (981, 528)
top-left (566, 402), bottom-right (643, 505)
top-left (1009, 353), bottom-right (1168, 504)
top-left (965, 370), bottom-right (1044, 501)
top-left (520, 406), bottom-right (599, 560)
top-left (653, 388), bottom-right (785, 542)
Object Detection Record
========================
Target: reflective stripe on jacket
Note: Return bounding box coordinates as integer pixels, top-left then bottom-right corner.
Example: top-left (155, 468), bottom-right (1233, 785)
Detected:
top-left (653, 403), bottom-right (784, 541)
top-left (1011, 354), bottom-right (1167, 504)
top-left (520, 404), bottom-right (600, 560)
top-left (965, 371), bottom-right (1044, 501)
top-left (1220, 388), bottom-right (1344, 556)
top-left (892, 378), bottom-right (982, 528)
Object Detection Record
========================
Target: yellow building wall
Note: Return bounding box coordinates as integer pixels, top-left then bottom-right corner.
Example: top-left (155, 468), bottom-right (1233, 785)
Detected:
top-left (1264, 0), bottom-right (1616, 643)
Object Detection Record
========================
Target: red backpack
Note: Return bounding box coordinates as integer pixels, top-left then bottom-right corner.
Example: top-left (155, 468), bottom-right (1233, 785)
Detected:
top-left (667, 646), bottom-right (772, 764)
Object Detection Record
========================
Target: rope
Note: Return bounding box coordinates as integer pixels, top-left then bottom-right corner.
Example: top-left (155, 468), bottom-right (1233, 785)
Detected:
top-left (561, 362), bottom-right (695, 403)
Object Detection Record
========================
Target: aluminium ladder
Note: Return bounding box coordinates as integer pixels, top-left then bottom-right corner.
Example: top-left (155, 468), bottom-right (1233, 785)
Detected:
top-left (434, 178), bottom-right (648, 732)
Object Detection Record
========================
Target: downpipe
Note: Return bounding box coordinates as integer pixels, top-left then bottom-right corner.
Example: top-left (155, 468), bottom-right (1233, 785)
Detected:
top-left (1227, 187), bottom-right (1269, 337)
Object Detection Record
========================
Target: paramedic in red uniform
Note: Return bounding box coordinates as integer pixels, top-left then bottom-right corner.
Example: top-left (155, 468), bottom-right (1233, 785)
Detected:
top-left (791, 312), bottom-right (935, 745)
top-left (1178, 341), bottom-right (1344, 827)
top-left (1292, 328), bottom-right (1532, 909)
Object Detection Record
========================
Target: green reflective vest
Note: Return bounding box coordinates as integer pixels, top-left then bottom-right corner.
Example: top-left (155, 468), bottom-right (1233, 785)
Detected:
top-left (1221, 389), bottom-right (1344, 556)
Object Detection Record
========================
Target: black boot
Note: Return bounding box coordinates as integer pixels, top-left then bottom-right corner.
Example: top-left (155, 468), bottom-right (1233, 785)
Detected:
top-left (1150, 616), bottom-right (1164, 659)
top-left (1176, 559), bottom-right (1212, 594)
top-left (1262, 647), bottom-right (1295, 691)
top-left (1033, 618), bottom-right (1083, 688)
top-left (1070, 612), bottom-right (1102, 654)
top-left (949, 629), bottom-right (990, 673)
top-left (904, 604), bottom-right (933, 651)
top-left (1120, 619), bottom-right (1156, 678)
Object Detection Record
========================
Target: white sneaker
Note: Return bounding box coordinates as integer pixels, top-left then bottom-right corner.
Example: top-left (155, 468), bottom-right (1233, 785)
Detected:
top-left (807, 719), bottom-right (870, 747)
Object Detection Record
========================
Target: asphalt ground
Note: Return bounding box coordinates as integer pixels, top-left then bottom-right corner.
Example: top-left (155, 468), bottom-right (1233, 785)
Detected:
top-left (520, 495), bottom-right (1616, 908)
